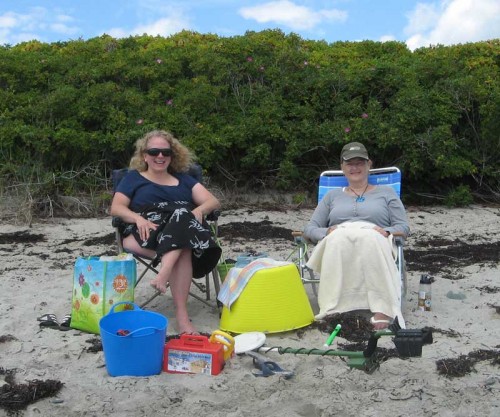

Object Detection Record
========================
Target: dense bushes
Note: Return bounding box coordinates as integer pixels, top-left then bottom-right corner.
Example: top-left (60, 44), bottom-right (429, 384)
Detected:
top-left (0, 31), bottom-right (498, 209)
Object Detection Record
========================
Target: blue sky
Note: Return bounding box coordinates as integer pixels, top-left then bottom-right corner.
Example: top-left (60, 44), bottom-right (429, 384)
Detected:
top-left (1, 0), bottom-right (499, 50)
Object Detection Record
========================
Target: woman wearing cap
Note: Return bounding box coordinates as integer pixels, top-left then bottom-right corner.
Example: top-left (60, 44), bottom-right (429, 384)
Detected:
top-left (304, 142), bottom-right (410, 329)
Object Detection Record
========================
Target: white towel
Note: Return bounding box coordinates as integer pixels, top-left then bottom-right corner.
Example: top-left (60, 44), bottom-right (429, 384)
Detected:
top-left (306, 221), bottom-right (405, 327)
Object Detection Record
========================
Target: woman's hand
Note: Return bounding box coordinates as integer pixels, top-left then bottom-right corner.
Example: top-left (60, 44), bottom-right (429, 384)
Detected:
top-left (373, 225), bottom-right (390, 237)
top-left (191, 207), bottom-right (204, 224)
top-left (326, 225), bottom-right (337, 235)
top-left (136, 217), bottom-right (158, 241)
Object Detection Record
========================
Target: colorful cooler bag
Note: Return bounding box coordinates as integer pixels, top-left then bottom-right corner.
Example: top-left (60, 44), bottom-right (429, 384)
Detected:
top-left (71, 255), bottom-right (136, 334)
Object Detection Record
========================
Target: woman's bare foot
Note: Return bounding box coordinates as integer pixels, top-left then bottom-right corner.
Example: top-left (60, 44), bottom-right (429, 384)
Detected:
top-left (150, 276), bottom-right (169, 293)
top-left (370, 312), bottom-right (393, 330)
top-left (176, 310), bottom-right (198, 335)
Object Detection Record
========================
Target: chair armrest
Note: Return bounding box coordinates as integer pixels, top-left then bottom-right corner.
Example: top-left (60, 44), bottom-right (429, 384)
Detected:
top-left (394, 236), bottom-right (405, 246)
top-left (392, 232), bottom-right (406, 247)
top-left (206, 209), bottom-right (221, 222)
top-left (292, 231), bottom-right (311, 245)
top-left (111, 216), bottom-right (126, 229)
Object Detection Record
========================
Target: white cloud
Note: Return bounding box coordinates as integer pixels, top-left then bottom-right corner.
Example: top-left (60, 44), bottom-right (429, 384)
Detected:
top-left (405, 0), bottom-right (500, 50)
top-left (0, 8), bottom-right (80, 45)
top-left (107, 27), bottom-right (128, 39)
top-left (0, 12), bottom-right (19, 29)
top-left (107, 8), bottom-right (191, 39)
top-left (380, 35), bottom-right (396, 42)
top-left (56, 14), bottom-right (76, 24)
top-left (50, 23), bottom-right (79, 36)
top-left (404, 3), bottom-right (440, 35)
top-left (239, 0), bottom-right (347, 31)
top-left (131, 16), bottom-right (189, 37)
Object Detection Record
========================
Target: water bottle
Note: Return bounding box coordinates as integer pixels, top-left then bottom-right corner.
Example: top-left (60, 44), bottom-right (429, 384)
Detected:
top-left (418, 274), bottom-right (432, 311)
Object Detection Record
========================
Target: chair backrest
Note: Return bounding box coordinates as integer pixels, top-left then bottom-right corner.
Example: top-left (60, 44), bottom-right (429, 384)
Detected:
top-left (111, 164), bottom-right (204, 193)
top-left (317, 167), bottom-right (401, 203)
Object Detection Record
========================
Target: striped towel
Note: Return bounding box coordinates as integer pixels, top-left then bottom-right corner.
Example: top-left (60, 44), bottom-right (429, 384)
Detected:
top-left (217, 258), bottom-right (292, 309)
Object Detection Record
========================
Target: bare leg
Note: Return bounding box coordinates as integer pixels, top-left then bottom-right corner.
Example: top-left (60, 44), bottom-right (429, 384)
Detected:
top-left (149, 250), bottom-right (182, 293)
top-left (122, 235), bottom-right (181, 294)
top-left (122, 234), bottom-right (156, 259)
top-left (123, 236), bottom-right (196, 333)
top-left (169, 249), bottom-right (197, 334)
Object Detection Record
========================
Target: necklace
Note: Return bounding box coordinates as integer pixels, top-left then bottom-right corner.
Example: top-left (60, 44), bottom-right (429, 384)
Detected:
top-left (349, 184), bottom-right (369, 216)
top-left (350, 184), bottom-right (369, 202)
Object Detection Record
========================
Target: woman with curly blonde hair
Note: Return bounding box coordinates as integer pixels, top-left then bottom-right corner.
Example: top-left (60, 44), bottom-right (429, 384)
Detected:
top-left (111, 130), bottom-right (221, 334)
top-left (129, 130), bottom-right (193, 173)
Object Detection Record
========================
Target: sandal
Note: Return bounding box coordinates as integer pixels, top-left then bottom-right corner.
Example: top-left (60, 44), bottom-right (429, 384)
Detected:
top-left (37, 314), bottom-right (59, 328)
top-left (37, 313), bottom-right (73, 331)
top-left (59, 314), bottom-right (72, 331)
top-left (247, 351), bottom-right (294, 379)
top-left (59, 314), bottom-right (72, 328)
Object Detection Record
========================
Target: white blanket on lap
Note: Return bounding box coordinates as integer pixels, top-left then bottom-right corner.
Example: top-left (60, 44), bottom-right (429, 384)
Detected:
top-left (306, 221), bottom-right (405, 327)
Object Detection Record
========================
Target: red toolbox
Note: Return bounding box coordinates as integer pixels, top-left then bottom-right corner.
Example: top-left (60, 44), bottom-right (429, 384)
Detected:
top-left (163, 334), bottom-right (225, 375)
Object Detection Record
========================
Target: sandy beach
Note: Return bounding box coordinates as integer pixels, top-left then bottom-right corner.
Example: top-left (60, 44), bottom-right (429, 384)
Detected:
top-left (1, 205), bottom-right (499, 416)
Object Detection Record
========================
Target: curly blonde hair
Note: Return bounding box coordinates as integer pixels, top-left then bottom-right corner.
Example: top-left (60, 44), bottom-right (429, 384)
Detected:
top-left (129, 130), bottom-right (194, 173)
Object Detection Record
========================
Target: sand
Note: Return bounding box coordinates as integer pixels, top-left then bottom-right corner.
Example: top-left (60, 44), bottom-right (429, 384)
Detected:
top-left (0, 205), bottom-right (499, 416)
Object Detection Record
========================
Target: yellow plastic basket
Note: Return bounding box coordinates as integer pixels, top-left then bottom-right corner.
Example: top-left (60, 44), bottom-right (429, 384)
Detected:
top-left (219, 263), bottom-right (314, 334)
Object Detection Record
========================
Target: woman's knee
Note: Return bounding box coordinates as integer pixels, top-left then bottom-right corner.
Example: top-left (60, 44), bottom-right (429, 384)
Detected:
top-left (123, 236), bottom-right (154, 258)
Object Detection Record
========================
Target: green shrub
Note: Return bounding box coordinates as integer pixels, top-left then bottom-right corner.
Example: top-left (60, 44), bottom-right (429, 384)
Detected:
top-left (444, 185), bottom-right (474, 207)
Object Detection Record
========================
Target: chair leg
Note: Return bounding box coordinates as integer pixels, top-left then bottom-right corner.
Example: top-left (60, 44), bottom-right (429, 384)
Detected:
top-left (210, 268), bottom-right (223, 311)
top-left (291, 236), bottom-right (319, 296)
top-left (132, 254), bottom-right (221, 310)
top-left (211, 268), bottom-right (221, 298)
top-left (135, 267), bottom-right (150, 287)
top-left (205, 273), bottom-right (211, 300)
top-left (134, 255), bottom-right (159, 287)
top-left (139, 284), bottom-right (219, 310)
top-left (187, 289), bottom-right (218, 309)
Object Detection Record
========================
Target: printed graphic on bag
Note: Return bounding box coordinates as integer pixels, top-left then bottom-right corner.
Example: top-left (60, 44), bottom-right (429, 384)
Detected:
top-left (71, 256), bottom-right (136, 334)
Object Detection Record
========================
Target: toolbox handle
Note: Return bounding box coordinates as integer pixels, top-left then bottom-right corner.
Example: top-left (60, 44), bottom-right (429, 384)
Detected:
top-left (180, 334), bottom-right (209, 346)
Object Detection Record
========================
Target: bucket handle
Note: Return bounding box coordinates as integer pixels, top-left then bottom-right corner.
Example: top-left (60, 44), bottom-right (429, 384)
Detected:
top-left (122, 326), bottom-right (161, 338)
top-left (108, 301), bottom-right (141, 315)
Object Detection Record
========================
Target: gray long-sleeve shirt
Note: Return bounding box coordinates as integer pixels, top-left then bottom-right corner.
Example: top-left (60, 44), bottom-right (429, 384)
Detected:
top-left (304, 186), bottom-right (410, 243)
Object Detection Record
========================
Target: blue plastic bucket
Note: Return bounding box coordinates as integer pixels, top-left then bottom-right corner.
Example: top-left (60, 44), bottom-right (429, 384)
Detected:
top-left (99, 302), bottom-right (168, 377)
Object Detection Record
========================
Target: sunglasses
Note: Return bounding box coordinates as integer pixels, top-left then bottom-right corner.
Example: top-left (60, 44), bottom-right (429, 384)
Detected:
top-left (145, 148), bottom-right (173, 157)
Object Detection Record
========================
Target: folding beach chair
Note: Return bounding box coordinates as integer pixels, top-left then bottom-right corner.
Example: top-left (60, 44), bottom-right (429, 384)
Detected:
top-left (292, 167), bottom-right (407, 298)
top-left (111, 165), bottom-right (222, 309)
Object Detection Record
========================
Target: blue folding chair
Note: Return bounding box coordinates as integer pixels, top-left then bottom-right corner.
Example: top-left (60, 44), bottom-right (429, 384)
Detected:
top-left (291, 167), bottom-right (407, 298)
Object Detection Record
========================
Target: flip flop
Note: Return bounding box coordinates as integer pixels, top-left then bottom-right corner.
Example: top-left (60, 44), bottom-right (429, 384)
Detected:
top-left (247, 351), bottom-right (294, 379)
top-left (59, 314), bottom-right (71, 328)
top-left (38, 313), bottom-right (73, 331)
top-left (37, 313), bottom-right (58, 323)
top-left (37, 314), bottom-right (59, 328)
top-left (58, 314), bottom-right (72, 331)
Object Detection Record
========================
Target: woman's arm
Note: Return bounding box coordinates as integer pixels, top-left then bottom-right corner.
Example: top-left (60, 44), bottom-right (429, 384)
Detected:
top-left (110, 192), bottom-right (140, 223)
top-left (385, 191), bottom-right (410, 237)
top-left (110, 192), bottom-right (158, 241)
top-left (384, 199), bottom-right (410, 238)
top-left (303, 193), bottom-right (333, 243)
top-left (191, 183), bottom-right (221, 223)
